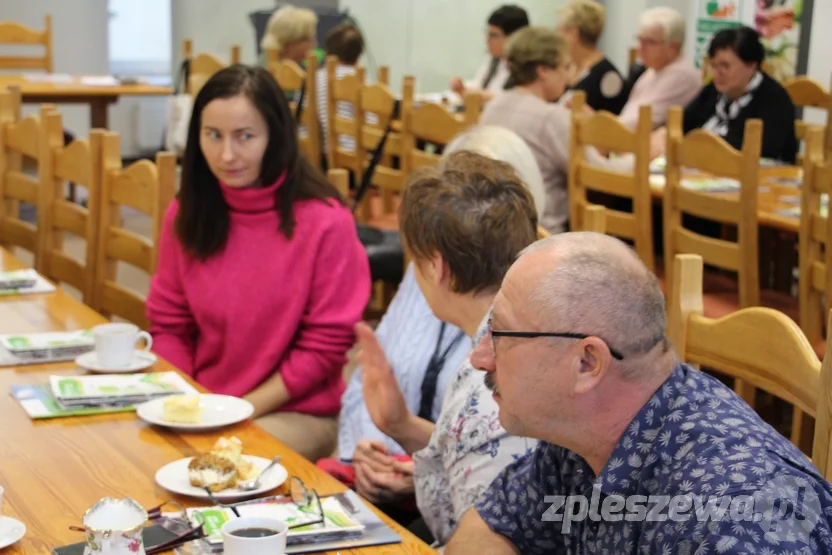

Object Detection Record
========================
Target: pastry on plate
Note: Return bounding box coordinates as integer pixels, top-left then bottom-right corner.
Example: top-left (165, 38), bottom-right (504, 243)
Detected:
top-left (188, 453), bottom-right (237, 492)
top-left (162, 395), bottom-right (202, 424)
top-left (212, 436), bottom-right (258, 481)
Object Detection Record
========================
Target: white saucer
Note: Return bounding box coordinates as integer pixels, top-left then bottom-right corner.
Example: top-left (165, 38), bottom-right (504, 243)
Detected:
top-left (155, 455), bottom-right (287, 500)
top-left (136, 394), bottom-right (254, 432)
top-left (0, 516), bottom-right (25, 549)
top-left (75, 351), bottom-right (157, 373)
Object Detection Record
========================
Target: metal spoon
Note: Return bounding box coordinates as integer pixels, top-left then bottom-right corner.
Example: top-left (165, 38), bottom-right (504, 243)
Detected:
top-left (237, 456), bottom-right (283, 491)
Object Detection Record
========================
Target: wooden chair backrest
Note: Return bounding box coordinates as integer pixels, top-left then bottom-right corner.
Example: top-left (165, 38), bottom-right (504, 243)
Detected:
top-left (784, 75), bottom-right (832, 157)
top-left (814, 311), bottom-right (832, 480)
top-left (326, 55), bottom-right (365, 175)
top-left (376, 66), bottom-right (389, 85)
top-left (269, 52), bottom-right (321, 167)
top-left (668, 253), bottom-right (823, 458)
top-left (0, 87), bottom-right (42, 259)
top-left (36, 107), bottom-right (102, 302)
top-left (0, 15), bottom-right (53, 72)
top-left (798, 126), bottom-right (832, 348)
top-left (581, 204), bottom-right (606, 234)
top-left (662, 106), bottom-right (762, 308)
top-left (327, 168), bottom-right (350, 199)
top-left (403, 90), bottom-right (481, 171)
top-left (628, 47), bottom-right (638, 72)
top-left (355, 75), bottom-right (412, 220)
top-left (95, 133), bottom-right (176, 328)
top-left (182, 39), bottom-right (239, 96)
top-left (569, 91), bottom-right (654, 271)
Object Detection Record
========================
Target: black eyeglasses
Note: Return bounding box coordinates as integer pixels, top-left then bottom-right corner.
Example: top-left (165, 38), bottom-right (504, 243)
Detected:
top-left (487, 318), bottom-right (625, 360)
top-left (287, 476), bottom-right (325, 529)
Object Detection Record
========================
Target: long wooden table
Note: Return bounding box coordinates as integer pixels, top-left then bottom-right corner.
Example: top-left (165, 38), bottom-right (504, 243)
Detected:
top-left (0, 75), bottom-right (172, 129)
top-left (0, 249), bottom-right (434, 554)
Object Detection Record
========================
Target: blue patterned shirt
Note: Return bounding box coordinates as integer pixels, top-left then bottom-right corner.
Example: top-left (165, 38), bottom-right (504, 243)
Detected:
top-left (476, 363), bottom-right (832, 554)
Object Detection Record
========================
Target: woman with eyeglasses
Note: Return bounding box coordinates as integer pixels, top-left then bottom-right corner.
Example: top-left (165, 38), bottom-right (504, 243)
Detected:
top-left (448, 5), bottom-right (530, 101)
top-left (681, 25), bottom-right (797, 163)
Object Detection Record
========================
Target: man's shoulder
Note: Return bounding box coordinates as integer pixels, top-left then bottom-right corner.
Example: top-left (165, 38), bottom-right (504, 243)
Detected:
top-left (647, 365), bottom-right (821, 495)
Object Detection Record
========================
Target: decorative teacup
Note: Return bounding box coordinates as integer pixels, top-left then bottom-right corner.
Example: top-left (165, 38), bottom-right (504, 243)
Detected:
top-left (82, 498), bottom-right (147, 555)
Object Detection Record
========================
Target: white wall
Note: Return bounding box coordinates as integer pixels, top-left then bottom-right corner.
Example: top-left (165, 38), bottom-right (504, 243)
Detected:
top-left (1, 0), bottom-right (109, 138)
top-left (341, 0), bottom-right (569, 93)
top-left (804, 0), bottom-right (832, 126)
top-left (170, 0), bottom-right (338, 70)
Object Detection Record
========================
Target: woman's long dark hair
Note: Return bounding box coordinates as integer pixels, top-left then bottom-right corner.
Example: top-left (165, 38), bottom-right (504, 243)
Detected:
top-left (176, 64), bottom-right (344, 260)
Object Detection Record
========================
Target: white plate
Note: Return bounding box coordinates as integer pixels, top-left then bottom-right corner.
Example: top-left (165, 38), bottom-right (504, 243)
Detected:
top-left (137, 394), bottom-right (254, 431)
top-left (0, 516), bottom-right (25, 549)
top-left (75, 351), bottom-right (157, 373)
top-left (155, 455), bottom-right (287, 500)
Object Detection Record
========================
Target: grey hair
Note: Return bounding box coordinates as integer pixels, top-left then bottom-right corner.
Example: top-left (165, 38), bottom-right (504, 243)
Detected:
top-left (443, 125), bottom-right (546, 222)
top-left (521, 232), bottom-right (667, 378)
top-left (638, 7), bottom-right (686, 46)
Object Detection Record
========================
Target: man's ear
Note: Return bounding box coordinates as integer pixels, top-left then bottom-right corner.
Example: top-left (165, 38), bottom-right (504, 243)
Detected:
top-left (573, 337), bottom-right (613, 395)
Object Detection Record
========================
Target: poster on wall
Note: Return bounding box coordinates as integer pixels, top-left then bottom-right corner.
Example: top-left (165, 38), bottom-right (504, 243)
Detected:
top-left (754, 0), bottom-right (806, 82)
top-left (688, 0), bottom-right (813, 81)
top-left (691, 0), bottom-right (754, 70)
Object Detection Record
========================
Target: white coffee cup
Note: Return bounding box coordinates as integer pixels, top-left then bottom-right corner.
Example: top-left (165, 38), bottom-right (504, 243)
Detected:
top-left (221, 517), bottom-right (288, 555)
top-left (92, 323), bottom-right (153, 368)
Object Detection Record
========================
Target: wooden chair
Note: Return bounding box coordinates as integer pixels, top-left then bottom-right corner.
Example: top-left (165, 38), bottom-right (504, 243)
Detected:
top-left (784, 75), bottom-right (832, 159)
top-left (0, 15), bottom-right (53, 72)
top-left (582, 205), bottom-right (606, 234)
top-left (269, 52), bottom-right (322, 168)
top-left (36, 107), bottom-right (102, 302)
top-left (0, 87), bottom-right (43, 262)
top-left (799, 125), bottom-right (832, 359)
top-left (94, 133), bottom-right (176, 328)
top-left (402, 90), bottom-right (482, 171)
top-left (628, 47), bottom-right (638, 73)
top-left (668, 253), bottom-right (829, 461)
top-left (376, 66), bottom-right (390, 86)
top-left (327, 168), bottom-right (350, 199)
top-left (663, 106), bottom-right (763, 311)
top-left (355, 75), bottom-right (413, 224)
top-left (569, 91), bottom-right (654, 271)
top-left (182, 39), bottom-right (240, 96)
top-left (325, 56), bottom-right (365, 182)
top-left (815, 316), bottom-right (832, 480)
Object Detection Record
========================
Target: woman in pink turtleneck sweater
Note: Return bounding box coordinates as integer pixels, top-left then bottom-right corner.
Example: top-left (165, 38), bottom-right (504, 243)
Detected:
top-left (146, 65), bottom-right (370, 461)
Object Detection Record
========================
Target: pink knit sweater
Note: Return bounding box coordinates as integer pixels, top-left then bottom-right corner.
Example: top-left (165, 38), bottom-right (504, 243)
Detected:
top-left (146, 177), bottom-right (370, 416)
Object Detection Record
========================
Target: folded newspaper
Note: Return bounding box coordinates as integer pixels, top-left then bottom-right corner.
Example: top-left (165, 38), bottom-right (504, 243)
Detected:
top-left (50, 372), bottom-right (198, 407)
top-left (0, 330), bottom-right (94, 366)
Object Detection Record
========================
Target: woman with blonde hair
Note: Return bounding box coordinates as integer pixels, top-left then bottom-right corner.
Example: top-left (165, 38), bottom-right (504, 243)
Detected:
top-left (557, 0), bottom-right (627, 114)
top-left (260, 4), bottom-right (320, 65)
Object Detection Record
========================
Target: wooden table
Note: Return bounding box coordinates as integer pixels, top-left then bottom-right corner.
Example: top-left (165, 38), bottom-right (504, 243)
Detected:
top-left (649, 168), bottom-right (803, 233)
top-left (0, 75), bottom-right (172, 129)
top-left (0, 249), bottom-right (434, 554)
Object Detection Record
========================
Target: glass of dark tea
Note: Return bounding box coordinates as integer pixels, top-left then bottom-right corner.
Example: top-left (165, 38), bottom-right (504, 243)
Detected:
top-left (221, 516), bottom-right (288, 555)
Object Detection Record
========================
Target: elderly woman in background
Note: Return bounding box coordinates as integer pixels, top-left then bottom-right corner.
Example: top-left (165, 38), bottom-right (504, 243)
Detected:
top-left (449, 5), bottom-right (530, 101)
top-left (478, 27), bottom-right (574, 233)
top-left (617, 7), bottom-right (700, 129)
top-left (260, 4), bottom-right (320, 65)
top-left (319, 126), bottom-right (545, 536)
top-left (557, 0), bottom-right (627, 114)
top-left (682, 26), bottom-right (797, 162)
